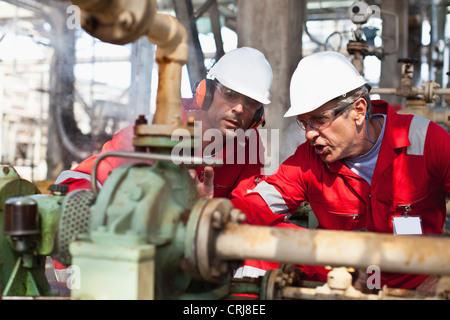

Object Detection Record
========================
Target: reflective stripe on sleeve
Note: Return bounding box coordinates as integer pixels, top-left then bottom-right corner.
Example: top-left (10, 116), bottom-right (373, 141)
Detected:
top-left (407, 116), bottom-right (430, 156)
top-left (233, 266), bottom-right (267, 279)
top-left (55, 170), bottom-right (103, 189)
top-left (253, 181), bottom-right (291, 218)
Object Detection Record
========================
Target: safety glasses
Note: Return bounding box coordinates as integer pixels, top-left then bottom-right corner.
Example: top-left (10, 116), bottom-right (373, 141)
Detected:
top-left (296, 100), bottom-right (356, 131)
top-left (215, 82), bottom-right (260, 112)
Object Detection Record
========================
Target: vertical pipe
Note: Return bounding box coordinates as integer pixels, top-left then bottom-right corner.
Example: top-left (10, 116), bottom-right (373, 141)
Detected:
top-left (430, 0), bottom-right (440, 85)
top-left (146, 13), bottom-right (188, 128)
top-left (70, 0), bottom-right (189, 130)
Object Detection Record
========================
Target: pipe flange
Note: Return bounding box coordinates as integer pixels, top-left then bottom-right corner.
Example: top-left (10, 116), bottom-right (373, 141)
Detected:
top-left (422, 80), bottom-right (440, 103)
top-left (261, 268), bottom-right (285, 300)
top-left (260, 264), bottom-right (302, 300)
top-left (196, 199), bottom-right (234, 283)
top-left (186, 198), bottom-right (241, 283)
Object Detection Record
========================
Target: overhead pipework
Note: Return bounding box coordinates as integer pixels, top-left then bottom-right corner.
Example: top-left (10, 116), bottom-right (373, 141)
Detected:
top-left (345, 1), bottom-right (450, 129)
top-left (346, 1), bottom-right (399, 73)
top-left (371, 58), bottom-right (450, 127)
top-left (70, 0), bottom-right (196, 154)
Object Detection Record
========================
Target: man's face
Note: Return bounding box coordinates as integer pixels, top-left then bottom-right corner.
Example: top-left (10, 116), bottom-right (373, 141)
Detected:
top-left (297, 99), bottom-right (363, 164)
top-left (204, 82), bottom-right (260, 139)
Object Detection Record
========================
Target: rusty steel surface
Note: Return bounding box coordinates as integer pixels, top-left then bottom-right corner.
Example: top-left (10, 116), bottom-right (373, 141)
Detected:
top-left (215, 223), bottom-right (450, 276)
top-left (70, 0), bottom-right (189, 137)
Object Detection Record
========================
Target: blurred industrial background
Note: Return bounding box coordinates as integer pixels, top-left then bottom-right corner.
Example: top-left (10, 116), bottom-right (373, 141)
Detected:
top-left (0, 0), bottom-right (448, 185)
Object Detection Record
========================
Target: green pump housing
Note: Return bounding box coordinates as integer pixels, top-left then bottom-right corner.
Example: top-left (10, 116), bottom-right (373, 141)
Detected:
top-left (0, 166), bottom-right (61, 297)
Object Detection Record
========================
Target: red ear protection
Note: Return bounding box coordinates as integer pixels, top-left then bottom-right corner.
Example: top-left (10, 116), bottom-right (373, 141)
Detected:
top-left (194, 79), bottom-right (215, 111)
top-left (248, 106), bottom-right (266, 129)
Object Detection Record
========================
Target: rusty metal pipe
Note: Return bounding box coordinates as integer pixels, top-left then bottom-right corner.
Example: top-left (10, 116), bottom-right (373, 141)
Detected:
top-left (215, 223), bottom-right (450, 276)
top-left (145, 13), bottom-right (188, 127)
top-left (70, 0), bottom-right (157, 45)
top-left (370, 88), bottom-right (401, 95)
top-left (70, 0), bottom-right (188, 131)
top-left (371, 87), bottom-right (450, 98)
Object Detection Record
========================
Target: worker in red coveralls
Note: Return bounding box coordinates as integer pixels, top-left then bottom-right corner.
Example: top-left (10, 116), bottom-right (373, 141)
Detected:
top-left (229, 51), bottom-right (450, 292)
top-left (51, 47), bottom-right (278, 282)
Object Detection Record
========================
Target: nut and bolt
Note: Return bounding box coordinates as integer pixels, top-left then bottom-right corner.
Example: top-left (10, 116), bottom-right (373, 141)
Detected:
top-left (118, 11), bottom-right (135, 31)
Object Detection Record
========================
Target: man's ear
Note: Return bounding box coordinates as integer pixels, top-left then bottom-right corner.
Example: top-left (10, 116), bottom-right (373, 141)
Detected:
top-left (354, 98), bottom-right (367, 125)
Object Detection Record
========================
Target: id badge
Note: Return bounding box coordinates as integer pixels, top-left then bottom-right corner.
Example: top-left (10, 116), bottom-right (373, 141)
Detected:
top-left (392, 216), bottom-right (423, 235)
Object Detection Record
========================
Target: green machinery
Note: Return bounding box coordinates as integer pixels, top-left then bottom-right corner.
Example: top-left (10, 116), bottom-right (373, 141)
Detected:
top-left (0, 166), bottom-right (56, 297)
top-left (0, 153), bottom-right (247, 300)
top-left (62, 153), bottom-right (240, 300)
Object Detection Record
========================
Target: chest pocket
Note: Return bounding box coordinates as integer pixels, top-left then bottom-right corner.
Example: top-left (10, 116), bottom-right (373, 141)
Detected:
top-left (309, 193), bottom-right (361, 230)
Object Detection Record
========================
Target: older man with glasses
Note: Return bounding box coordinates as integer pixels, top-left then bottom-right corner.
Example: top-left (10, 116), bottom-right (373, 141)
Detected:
top-left (230, 51), bottom-right (450, 291)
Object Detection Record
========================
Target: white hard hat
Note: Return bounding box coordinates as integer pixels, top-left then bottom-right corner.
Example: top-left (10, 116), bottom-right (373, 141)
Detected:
top-left (284, 51), bottom-right (367, 117)
top-left (208, 47), bottom-right (273, 104)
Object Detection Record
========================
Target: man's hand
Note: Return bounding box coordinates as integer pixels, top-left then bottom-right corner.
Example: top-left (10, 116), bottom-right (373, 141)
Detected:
top-left (189, 166), bottom-right (214, 199)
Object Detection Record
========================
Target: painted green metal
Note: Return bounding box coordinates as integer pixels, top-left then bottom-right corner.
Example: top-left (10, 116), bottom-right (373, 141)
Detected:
top-left (0, 166), bottom-right (57, 297)
top-left (30, 194), bottom-right (64, 256)
top-left (133, 135), bottom-right (195, 149)
top-left (71, 160), bottom-right (204, 299)
top-left (0, 162), bottom-right (250, 299)
top-left (0, 161), bottom-right (245, 299)
top-left (70, 241), bottom-right (156, 300)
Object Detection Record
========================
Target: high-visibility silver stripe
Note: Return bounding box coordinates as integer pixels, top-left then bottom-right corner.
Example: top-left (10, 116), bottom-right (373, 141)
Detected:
top-left (253, 181), bottom-right (290, 217)
top-left (55, 170), bottom-right (102, 189)
top-left (233, 266), bottom-right (267, 279)
top-left (407, 116), bottom-right (430, 156)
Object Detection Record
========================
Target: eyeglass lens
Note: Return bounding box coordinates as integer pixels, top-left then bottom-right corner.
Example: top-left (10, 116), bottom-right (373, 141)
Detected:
top-left (216, 83), bottom-right (260, 110)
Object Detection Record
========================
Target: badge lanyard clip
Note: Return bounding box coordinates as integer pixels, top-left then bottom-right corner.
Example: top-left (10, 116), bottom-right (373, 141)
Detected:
top-left (392, 203), bottom-right (422, 235)
top-left (397, 204), bottom-right (411, 217)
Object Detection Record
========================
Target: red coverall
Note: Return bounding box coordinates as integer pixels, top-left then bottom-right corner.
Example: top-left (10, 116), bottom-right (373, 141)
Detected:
top-left (232, 100), bottom-right (450, 290)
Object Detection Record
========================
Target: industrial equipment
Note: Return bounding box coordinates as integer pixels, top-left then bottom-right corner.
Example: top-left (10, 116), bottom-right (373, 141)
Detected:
top-left (346, 0), bottom-right (392, 73)
top-left (1, 0), bottom-right (450, 301)
top-left (371, 58), bottom-right (450, 127)
top-left (345, 1), bottom-right (450, 129)
top-left (0, 166), bottom-right (48, 297)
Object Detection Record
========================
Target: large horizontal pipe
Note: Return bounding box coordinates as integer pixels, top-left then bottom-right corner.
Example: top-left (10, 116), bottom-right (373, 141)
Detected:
top-left (215, 223), bottom-right (450, 276)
